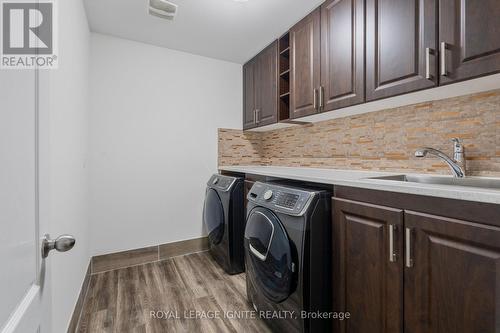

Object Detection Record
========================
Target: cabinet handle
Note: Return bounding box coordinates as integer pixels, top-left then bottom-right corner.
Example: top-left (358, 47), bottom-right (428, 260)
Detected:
top-left (389, 225), bottom-right (397, 263)
top-left (425, 47), bottom-right (434, 80)
top-left (313, 88), bottom-right (318, 111)
top-left (319, 86), bottom-right (324, 110)
top-left (405, 228), bottom-right (414, 268)
top-left (255, 109), bottom-right (261, 124)
top-left (253, 109), bottom-right (256, 124)
top-left (440, 42), bottom-right (448, 77)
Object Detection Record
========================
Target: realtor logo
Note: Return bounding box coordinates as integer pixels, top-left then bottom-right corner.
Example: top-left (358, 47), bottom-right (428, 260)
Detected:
top-left (1, 0), bottom-right (58, 69)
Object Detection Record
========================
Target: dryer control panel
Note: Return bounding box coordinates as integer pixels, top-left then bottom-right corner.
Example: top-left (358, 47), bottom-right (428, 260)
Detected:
top-left (207, 174), bottom-right (237, 192)
top-left (247, 182), bottom-right (317, 216)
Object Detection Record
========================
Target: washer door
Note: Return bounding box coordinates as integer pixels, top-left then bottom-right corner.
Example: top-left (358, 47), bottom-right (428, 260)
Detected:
top-left (245, 207), bottom-right (293, 303)
top-left (203, 188), bottom-right (224, 245)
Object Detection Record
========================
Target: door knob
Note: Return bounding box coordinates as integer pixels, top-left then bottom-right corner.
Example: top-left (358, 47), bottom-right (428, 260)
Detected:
top-left (41, 234), bottom-right (76, 258)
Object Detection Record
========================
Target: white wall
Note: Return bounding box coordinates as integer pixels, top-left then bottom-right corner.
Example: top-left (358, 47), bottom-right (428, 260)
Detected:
top-left (88, 33), bottom-right (242, 255)
top-left (47, 0), bottom-right (90, 331)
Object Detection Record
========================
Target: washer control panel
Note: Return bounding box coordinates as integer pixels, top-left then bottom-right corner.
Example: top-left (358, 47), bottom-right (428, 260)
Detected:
top-left (247, 182), bottom-right (317, 216)
top-left (275, 193), bottom-right (300, 209)
top-left (207, 174), bottom-right (237, 192)
top-left (263, 190), bottom-right (274, 201)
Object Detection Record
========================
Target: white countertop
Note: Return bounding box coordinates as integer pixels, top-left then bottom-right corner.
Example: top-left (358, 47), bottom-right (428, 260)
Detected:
top-left (219, 166), bottom-right (500, 205)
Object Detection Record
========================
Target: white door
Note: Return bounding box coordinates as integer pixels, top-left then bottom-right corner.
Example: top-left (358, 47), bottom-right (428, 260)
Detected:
top-left (0, 66), bottom-right (53, 332)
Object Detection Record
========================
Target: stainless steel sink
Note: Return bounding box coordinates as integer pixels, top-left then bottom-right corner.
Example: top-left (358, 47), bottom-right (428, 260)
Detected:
top-left (367, 175), bottom-right (500, 190)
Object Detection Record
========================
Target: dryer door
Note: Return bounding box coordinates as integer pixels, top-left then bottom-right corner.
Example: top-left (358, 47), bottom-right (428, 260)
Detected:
top-left (203, 188), bottom-right (224, 245)
top-left (245, 207), bottom-right (293, 303)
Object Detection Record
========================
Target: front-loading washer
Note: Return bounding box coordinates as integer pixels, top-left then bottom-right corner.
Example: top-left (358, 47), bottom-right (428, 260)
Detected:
top-left (245, 181), bottom-right (332, 332)
top-left (203, 174), bottom-right (245, 274)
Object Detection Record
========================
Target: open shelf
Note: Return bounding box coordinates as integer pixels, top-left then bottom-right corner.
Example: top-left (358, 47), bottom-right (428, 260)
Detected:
top-left (279, 76), bottom-right (289, 95)
top-left (278, 32), bottom-right (291, 122)
top-left (279, 33), bottom-right (289, 53)
top-left (280, 69), bottom-right (290, 77)
top-left (280, 47), bottom-right (290, 55)
top-left (279, 96), bottom-right (290, 122)
top-left (279, 58), bottom-right (289, 75)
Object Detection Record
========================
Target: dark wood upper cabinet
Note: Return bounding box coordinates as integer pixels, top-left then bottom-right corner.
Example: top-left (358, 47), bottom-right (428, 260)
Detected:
top-left (439, 0), bottom-right (500, 84)
top-left (243, 42), bottom-right (278, 130)
top-left (290, 8), bottom-right (321, 119)
top-left (321, 0), bottom-right (364, 111)
top-left (333, 198), bottom-right (404, 333)
top-left (255, 41), bottom-right (278, 127)
top-left (243, 59), bottom-right (257, 130)
top-left (244, 0), bottom-right (500, 125)
top-left (404, 211), bottom-right (500, 333)
top-left (366, 0), bottom-right (437, 101)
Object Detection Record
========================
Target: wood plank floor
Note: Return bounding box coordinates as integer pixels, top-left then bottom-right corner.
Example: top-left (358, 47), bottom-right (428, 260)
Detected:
top-left (77, 251), bottom-right (271, 333)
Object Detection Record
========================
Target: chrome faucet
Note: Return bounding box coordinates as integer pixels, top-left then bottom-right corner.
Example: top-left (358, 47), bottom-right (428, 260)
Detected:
top-left (415, 138), bottom-right (466, 178)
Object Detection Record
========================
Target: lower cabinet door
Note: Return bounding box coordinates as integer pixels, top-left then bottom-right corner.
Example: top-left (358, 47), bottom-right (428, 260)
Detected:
top-left (404, 211), bottom-right (500, 333)
top-left (333, 198), bottom-right (404, 333)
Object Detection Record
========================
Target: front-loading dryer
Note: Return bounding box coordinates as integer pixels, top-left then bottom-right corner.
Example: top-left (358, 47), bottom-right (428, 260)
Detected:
top-left (245, 181), bottom-right (332, 332)
top-left (203, 174), bottom-right (245, 274)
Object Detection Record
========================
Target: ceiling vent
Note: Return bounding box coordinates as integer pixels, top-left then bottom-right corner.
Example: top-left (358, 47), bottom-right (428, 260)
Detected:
top-left (149, 0), bottom-right (178, 20)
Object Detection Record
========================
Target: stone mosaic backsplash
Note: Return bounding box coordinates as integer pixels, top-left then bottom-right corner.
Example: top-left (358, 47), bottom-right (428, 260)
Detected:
top-left (219, 89), bottom-right (500, 176)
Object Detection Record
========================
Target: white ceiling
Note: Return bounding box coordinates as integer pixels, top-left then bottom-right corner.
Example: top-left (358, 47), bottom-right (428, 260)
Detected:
top-left (83, 0), bottom-right (324, 64)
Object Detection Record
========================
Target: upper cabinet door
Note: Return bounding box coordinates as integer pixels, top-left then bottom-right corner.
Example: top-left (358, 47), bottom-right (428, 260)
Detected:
top-left (290, 8), bottom-right (321, 119)
top-left (321, 0), bottom-right (365, 111)
top-left (404, 211), bottom-right (500, 333)
top-left (243, 60), bottom-right (256, 130)
top-left (439, 0), bottom-right (500, 84)
top-left (366, 0), bottom-right (437, 101)
top-left (255, 42), bottom-right (278, 127)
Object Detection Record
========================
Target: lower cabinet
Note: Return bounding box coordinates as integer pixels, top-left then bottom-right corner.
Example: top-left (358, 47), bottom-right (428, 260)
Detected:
top-left (333, 198), bottom-right (403, 333)
top-left (404, 211), bottom-right (500, 333)
top-left (333, 197), bottom-right (500, 333)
